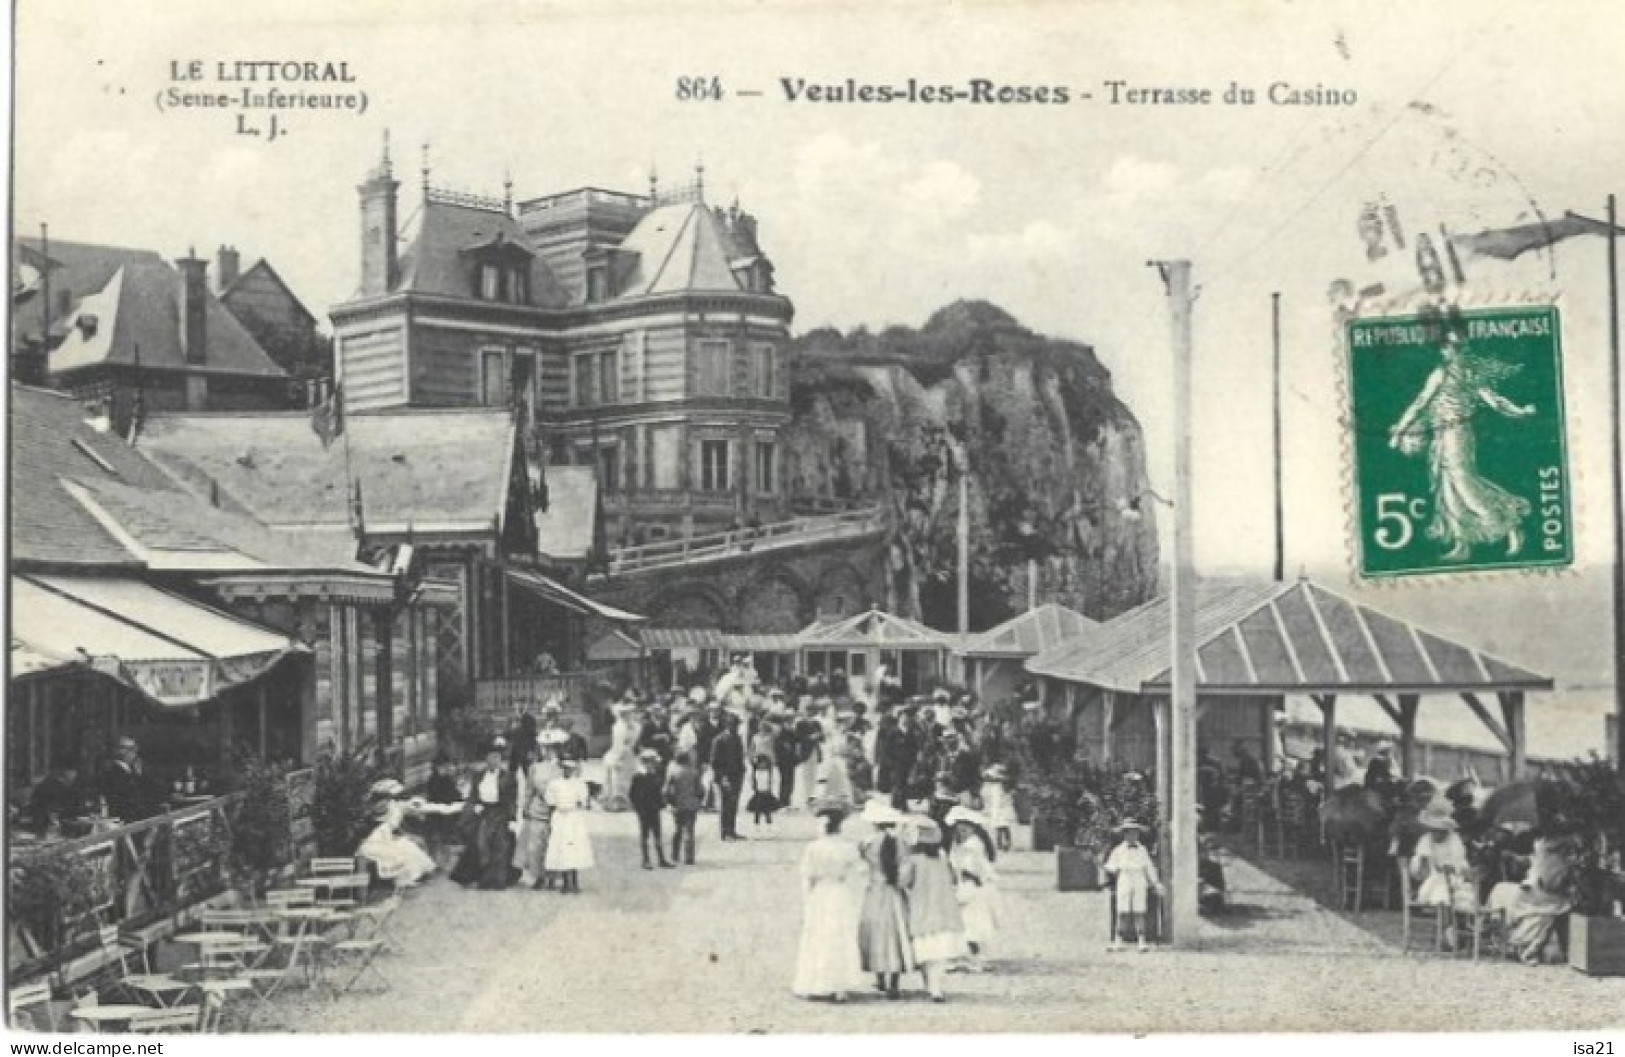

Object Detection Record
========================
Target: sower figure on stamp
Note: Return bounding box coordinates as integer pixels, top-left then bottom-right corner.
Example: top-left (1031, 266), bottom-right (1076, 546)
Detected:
top-left (1387, 328), bottom-right (1535, 560)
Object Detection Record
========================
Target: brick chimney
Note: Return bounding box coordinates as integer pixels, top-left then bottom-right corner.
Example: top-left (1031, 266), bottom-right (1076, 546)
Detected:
top-left (175, 249), bottom-right (209, 365)
top-left (216, 244), bottom-right (241, 292)
top-left (358, 133), bottom-right (401, 297)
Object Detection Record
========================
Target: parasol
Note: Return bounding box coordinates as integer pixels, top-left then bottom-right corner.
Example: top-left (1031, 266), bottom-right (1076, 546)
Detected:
top-left (1478, 781), bottom-right (1551, 832)
top-left (1319, 785), bottom-right (1387, 844)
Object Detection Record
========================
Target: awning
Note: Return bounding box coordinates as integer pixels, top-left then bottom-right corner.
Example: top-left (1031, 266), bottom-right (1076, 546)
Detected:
top-left (723, 633), bottom-right (803, 652)
top-left (11, 637), bottom-right (81, 679)
top-left (505, 567), bottom-right (645, 624)
top-left (12, 575), bottom-right (304, 707)
top-left (642, 627), bottom-right (725, 650)
top-left (587, 628), bottom-right (645, 663)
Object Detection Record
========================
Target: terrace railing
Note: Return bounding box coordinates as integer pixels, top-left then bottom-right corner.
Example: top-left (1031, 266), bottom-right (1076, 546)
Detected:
top-left (600, 506), bottom-right (886, 577)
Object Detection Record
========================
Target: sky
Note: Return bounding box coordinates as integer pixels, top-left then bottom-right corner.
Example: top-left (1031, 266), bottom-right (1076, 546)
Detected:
top-left (11, 0), bottom-right (1625, 719)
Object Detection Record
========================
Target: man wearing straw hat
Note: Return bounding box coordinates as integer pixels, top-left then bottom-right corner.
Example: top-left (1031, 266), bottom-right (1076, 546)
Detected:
top-left (1103, 819), bottom-right (1161, 952)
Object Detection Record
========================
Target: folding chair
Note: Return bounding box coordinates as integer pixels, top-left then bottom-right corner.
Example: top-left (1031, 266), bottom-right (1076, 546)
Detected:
top-left (324, 936), bottom-right (388, 996)
top-left (347, 892), bottom-right (403, 952)
top-left (128, 1005), bottom-right (203, 1033)
top-left (100, 925), bottom-right (193, 1008)
top-left (308, 857), bottom-right (357, 877)
top-left (9, 980), bottom-right (58, 1032)
top-left (1400, 864), bottom-right (1482, 956)
top-left (264, 887), bottom-right (316, 911)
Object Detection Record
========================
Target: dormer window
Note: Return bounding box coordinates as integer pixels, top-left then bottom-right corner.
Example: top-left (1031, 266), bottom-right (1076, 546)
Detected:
top-left (586, 264), bottom-right (609, 303)
top-left (464, 233), bottom-right (534, 305)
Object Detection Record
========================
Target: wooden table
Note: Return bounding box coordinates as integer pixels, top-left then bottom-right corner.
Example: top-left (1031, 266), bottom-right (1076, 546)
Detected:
top-left (68, 1004), bottom-right (155, 1032)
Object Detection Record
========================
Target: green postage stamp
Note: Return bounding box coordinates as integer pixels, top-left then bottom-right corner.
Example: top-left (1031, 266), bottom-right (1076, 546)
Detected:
top-left (1346, 305), bottom-right (1573, 579)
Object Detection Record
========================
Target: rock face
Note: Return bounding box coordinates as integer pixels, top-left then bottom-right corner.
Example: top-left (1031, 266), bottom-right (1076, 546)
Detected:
top-left (785, 300), bottom-right (1160, 630)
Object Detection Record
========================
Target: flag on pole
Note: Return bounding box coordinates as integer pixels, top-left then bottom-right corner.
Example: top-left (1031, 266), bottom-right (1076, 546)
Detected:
top-left (1456, 212), bottom-right (1625, 261)
top-left (312, 381), bottom-right (344, 448)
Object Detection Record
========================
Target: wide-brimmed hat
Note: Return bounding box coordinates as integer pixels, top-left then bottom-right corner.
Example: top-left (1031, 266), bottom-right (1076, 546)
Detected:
top-left (933, 687), bottom-right (951, 701)
top-left (638, 748), bottom-right (661, 763)
top-left (611, 701), bottom-right (637, 716)
top-left (539, 729), bottom-right (569, 746)
top-left (559, 757), bottom-right (581, 770)
top-left (810, 798), bottom-right (850, 821)
top-left (983, 764), bottom-right (1007, 781)
top-left (1117, 818), bottom-right (1146, 833)
top-left (1022, 699), bottom-right (1042, 711)
top-left (488, 737), bottom-right (509, 753)
top-left (369, 778), bottom-right (405, 799)
top-left (907, 817), bottom-right (943, 847)
top-left (945, 806), bottom-right (990, 831)
top-left (1418, 805), bottom-right (1457, 832)
top-left (541, 699), bottom-right (563, 714)
top-left (861, 799), bottom-right (905, 826)
top-left (688, 686), bottom-right (708, 704)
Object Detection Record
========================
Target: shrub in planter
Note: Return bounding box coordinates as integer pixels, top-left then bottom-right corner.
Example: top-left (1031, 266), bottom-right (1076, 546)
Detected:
top-left (312, 741), bottom-right (385, 857)
top-left (7, 853), bottom-right (102, 956)
top-left (1557, 758), bottom-right (1625, 976)
top-left (224, 753), bottom-right (293, 898)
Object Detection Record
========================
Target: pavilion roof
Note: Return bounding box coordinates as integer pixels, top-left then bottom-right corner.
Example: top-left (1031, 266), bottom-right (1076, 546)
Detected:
top-left (1025, 579), bottom-right (1552, 695)
top-left (958, 602), bottom-right (1097, 659)
top-left (797, 608), bottom-right (948, 650)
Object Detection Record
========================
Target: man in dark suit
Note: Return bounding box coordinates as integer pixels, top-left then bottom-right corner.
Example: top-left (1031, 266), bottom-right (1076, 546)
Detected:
top-left (629, 750), bottom-right (674, 868)
top-left (99, 736), bottom-right (158, 822)
top-left (559, 716), bottom-right (590, 763)
top-left (709, 715), bottom-right (747, 840)
top-left (452, 742), bottom-right (519, 889)
top-left (663, 751), bottom-right (704, 865)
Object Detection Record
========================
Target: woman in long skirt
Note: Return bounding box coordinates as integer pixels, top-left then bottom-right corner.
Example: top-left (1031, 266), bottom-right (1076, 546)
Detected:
top-left (603, 703), bottom-right (641, 811)
top-left (356, 781), bottom-right (439, 887)
top-left (904, 818), bottom-right (967, 1002)
top-left (791, 802), bottom-right (864, 1002)
top-left (515, 743), bottom-right (562, 889)
top-left (544, 758), bottom-right (596, 893)
top-left (857, 799), bottom-right (915, 998)
top-left (947, 807), bottom-right (1001, 970)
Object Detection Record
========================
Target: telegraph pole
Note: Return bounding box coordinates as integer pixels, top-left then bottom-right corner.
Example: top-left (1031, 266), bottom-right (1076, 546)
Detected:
top-left (1272, 291), bottom-right (1285, 583)
top-left (1608, 194), bottom-right (1624, 769)
top-left (957, 440), bottom-right (970, 637)
top-left (1153, 259), bottom-right (1200, 946)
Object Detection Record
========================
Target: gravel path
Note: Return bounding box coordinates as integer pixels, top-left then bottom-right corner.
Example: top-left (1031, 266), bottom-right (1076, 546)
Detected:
top-left (267, 808), bottom-right (1624, 1033)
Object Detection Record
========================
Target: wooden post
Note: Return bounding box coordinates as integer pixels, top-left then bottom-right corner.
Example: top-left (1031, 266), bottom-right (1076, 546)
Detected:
top-left (1153, 695), bottom-right (1170, 817)
top-left (1272, 291), bottom-right (1284, 583)
top-left (1102, 691), bottom-right (1116, 766)
top-left (501, 563), bottom-right (512, 677)
top-left (257, 682), bottom-right (269, 758)
top-left (1500, 692), bottom-right (1527, 780)
top-left (374, 608), bottom-right (394, 766)
top-left (1397, 693), bottom-right (1419, 779)
top-left (1315, 694), bottom-right (1337, 781)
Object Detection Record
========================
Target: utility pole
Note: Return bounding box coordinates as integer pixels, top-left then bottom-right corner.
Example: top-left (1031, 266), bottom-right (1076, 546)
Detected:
top-left (1153, 259), bottom-right (1200, 946)
top-left (956, 440), bottom-right (970, 637)
top-left (1272, 291), bottom-right (1285, 583)
top-left (1608, 194), bottom-right (1625, 770)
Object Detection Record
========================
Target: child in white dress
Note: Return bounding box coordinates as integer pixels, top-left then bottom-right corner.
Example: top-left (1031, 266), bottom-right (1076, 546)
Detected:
top-left (1103, 820), bottom-right (1160, 952)
top-left (980, 765), bottom-right (1015, 853)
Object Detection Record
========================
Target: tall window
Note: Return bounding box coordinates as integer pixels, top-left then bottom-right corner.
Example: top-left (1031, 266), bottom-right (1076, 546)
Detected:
top-left (572, 351), bottom-right (617, 407)
top-left (696, 340), bottom-right (730, 396)
top-left (587, 265), bottom-right (609, 303)
top-left (700, 439), bottom-right (729, 492)
top-left (598, 445), bottom-right (620, 492)
top-left (754, 345), bottom-right (776, 398)
top-left (481, 349), bottom-right (508, 406)
top-left (480, 263), bottom-right (503, 301)
top-left (755, 440), bottom-right (776, 494)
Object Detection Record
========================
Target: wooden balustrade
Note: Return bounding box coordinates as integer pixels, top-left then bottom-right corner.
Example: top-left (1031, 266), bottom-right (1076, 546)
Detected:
top-left (6, 793), bottom-right (262, 980)
top-left (602, 506), bottom-right (885, 575)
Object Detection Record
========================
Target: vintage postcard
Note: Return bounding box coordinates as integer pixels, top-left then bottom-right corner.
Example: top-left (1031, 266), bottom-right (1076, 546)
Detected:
top-left (6, 0), bottom-right (1624, 1041)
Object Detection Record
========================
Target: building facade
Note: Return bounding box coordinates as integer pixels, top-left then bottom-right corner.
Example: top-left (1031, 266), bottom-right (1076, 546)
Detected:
top-left (328, 145), bottom-right (797, 548)
top-left (11, 237), bottom-right (294, 435)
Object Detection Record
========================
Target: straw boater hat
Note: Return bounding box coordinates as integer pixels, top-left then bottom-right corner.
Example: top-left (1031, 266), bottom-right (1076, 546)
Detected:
top-left (1117, 818), bottom-right (1146, 834)
top-left (933, 687), bottom-right (951, 701)
top-left (611, 701), bottom-right (636, 716)
top-left (983, 764), bottom-right (1007, 781)
top-left (1418, 804), bottom-right (1457, 832)
top-left (1022, 699), bottom-right (1042, 712)
top-left (688, 686), bottom-right (709, 705)
top-left (541, 698), bottom-right (563, 714)
top-left (810, 798), bottom-right (850, 821)
top-left (639, 748), bottom-right (660, 763)
top-left (539, 729), bottom-right (569, 747)
top-left (369, 778), bottom-right (405, 800)
top-left (907, 817), bottom-right (944, 848)
top-left (861, 799), bottom-right (905, 827)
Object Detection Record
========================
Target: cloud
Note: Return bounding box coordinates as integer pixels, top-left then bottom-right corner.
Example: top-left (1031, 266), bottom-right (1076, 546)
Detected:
top-left (899, 160), bottom-right (980, 222)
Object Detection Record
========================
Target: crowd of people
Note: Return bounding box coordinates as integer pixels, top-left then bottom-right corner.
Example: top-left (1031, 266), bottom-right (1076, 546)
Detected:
top-left (792, 798), bottom-right (1002, 1004)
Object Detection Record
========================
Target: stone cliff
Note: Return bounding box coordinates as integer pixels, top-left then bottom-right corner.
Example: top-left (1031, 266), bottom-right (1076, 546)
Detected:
top-left (785, 300), bottom-right (1160, 630)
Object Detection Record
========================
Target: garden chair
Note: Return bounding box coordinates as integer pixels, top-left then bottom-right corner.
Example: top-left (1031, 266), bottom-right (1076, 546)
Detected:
top-left (128, 1005), bottom-right (203, 1033)
top-left (9, 980), bottom-right (58, 1032)
top-left (1400, 863), bottom-right (1491, 958)
top-left (1335, 842), bottom-right (1394, 912)
top-left (324, 934), bottom-right (388, 997)
top-left (99, 925), bottom-right (193, 1008)
top-left (347, 891), bottom-right (403, 952)
top-left (308, 857), bottom-right (357, 876)
top-left (263, 887), bottom-right (316, 911)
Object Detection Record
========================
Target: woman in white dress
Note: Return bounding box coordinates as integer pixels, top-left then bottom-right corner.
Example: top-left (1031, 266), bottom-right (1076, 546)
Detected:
top-left (792, 802), bottom-right (865, 1002)
top-left (515, 742), bottom-right (562, 889)
top-left (603, 703), bottom-right (640, 812)
top-left (947, 807), bottom-right (1001, 970)
top-left (356, 780), bottom-right (439, 887)
top-left (818, 736), bottom-right (855, 808)
top-left (544, 758), bottom-right (595, 892)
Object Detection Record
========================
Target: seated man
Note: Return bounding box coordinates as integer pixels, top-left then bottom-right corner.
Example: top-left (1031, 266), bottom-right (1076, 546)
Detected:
top-left (28, 757), bottom-right (87, 836)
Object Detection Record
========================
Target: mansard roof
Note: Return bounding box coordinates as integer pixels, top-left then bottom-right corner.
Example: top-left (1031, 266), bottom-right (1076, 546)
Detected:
top-left (395, 197), bottom-right (569, 307)
top-left (613, 201), bottom-right (747, 298)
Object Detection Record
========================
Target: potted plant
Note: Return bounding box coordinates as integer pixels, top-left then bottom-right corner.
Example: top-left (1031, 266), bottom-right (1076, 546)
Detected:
top-left (7, 852), bottom-right (102, 959)
top-left (223, 753), bottom-right (294, 900)
top-left (1561, 758), bottom-right (1625, 977)
top-left (311, 740), bottom-right (385, 858)
top-left (1013, 708), bottom-right (1077, 853)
